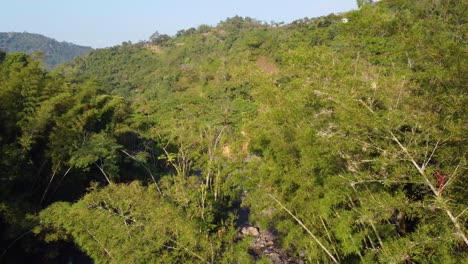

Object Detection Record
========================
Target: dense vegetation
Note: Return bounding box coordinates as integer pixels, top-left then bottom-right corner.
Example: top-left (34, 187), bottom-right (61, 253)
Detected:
top-left (0, 32), bottom-right (91, 68)
top-left (0, 0), bottom-right (466, 263)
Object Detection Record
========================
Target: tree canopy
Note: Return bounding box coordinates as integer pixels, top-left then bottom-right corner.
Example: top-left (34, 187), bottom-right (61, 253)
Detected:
top-left (0, 0), bottom-right (466, 263)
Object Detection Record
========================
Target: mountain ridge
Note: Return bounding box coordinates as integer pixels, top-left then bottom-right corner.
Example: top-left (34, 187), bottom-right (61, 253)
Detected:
top-left (0, 32), bottom-right (92, 68)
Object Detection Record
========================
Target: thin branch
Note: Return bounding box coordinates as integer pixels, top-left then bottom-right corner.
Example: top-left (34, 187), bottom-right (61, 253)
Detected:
top-left (85, 228), bottom-right (115, 262)
top-left (395, 80), bottom-right (405, 109)
top-left (422, 141), bottom-right (439, 170)
top-left (90, 204), bottom-right (138, 225)
top-left (455, 207), bottom-right (467, 220)
top-left (0, 230), bottom-right (32, 261)
top-left (94, 163), bottom-right (112, 184)
top-left (320, 216), bottom-right (340, 260)
top-left (50, 165), bottom-right (73, 199)
top-left (158, 135), bottom-right (183, 177)
top-left (350, 179), bottom-right (425, 187)
top-left (444, 161), bottom-right (463, 189)
top-left (40, 161), bottom-right (62, 205)
top-left (338, 175), bottom-right (424, 188)
top-left (206, 126), bottom-right (226, 194)
top-left (390, 132), bottom-right (439, 195)
top-left (370, 221), bottom-right (384, 250)
top-left (120, 149), bottom-right (162, 195)
top-left (213, 126), bottom-right (226, 150)
top-left (268, 193), bottom-right (339, 264)
top-left (445, 210), bottom-right (468, 246)
top-left (349, 234), bottom-right (365, 262)
top-left (167, 238), bottom-right (207, 263)
top-left (357, 99), bottom-right (376, 114)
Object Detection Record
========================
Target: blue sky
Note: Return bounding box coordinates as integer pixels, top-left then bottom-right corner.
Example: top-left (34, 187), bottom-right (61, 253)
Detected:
top-left (1, 1), bottom-right (357, 48)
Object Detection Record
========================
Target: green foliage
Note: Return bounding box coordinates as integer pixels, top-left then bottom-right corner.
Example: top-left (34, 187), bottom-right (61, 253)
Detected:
top-left (0, 1), bottom-right (467, 263)
top-left (37, 182), bottom-right (248, 263)
top-left (69, 132), bottom-right (121, 181)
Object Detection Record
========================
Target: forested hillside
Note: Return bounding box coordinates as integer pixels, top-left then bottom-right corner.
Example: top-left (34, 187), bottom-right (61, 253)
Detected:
top-left (0, 0), bottom-right (466, 263)
top-left (0, 32), bottom-right (91, 68)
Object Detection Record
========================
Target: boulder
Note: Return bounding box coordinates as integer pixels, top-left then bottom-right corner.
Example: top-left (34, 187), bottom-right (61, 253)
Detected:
top-left (241, 226), bottom-right (260, 237)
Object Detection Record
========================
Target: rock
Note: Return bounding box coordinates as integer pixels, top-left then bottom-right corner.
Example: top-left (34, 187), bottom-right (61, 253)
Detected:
top-left (241, 226), bottom-right (260, 237)
top-left (268, 253), bottom-right (282, 264)
top-left (261, 230), bottom-right (276, 242)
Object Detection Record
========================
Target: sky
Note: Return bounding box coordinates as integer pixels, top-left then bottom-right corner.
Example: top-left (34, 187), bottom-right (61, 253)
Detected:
top-left (1, 1), bottom-right (358, 48)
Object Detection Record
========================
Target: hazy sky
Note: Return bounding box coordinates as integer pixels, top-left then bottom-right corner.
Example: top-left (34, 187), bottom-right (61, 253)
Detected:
top-left (1, 1), bottom-right (357, 48)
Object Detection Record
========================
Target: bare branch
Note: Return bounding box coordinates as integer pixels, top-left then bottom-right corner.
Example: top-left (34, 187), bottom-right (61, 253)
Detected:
top-left (455, 207), bottom-right (467, 220)
top-left (422, 141), bottom-right (440, 171)
top-left (444, 161), bottom-right (463, 189)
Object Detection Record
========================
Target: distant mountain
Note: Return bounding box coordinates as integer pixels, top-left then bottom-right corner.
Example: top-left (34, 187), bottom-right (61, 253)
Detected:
top-left (0, 32), bottom-right (92, 67)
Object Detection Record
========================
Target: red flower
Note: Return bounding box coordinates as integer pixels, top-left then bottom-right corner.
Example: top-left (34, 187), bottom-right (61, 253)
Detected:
top-left (435, 171), bottom-right (446, 191)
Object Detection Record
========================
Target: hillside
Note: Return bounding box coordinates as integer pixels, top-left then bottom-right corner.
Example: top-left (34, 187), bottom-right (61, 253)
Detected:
top-left (0, 32), bottom-right (92, 68)
top-left (0, 0), bottom-right (466, 263)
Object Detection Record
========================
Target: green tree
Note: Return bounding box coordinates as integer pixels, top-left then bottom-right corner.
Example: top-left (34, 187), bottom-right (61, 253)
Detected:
top-left (37, 182), bottom-right (250, 263)
top-left (357, 0), bottom-right (374, 8)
